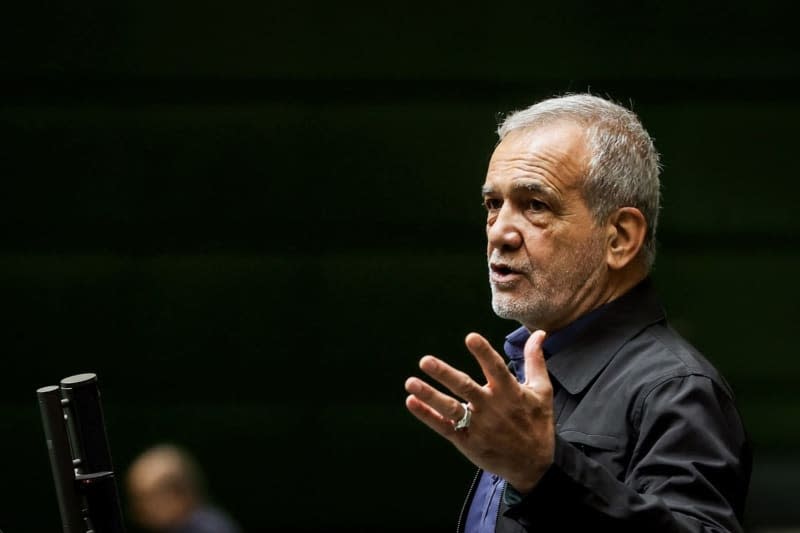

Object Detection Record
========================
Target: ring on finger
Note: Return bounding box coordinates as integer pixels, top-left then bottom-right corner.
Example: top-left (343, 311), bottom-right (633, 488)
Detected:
top-left (454, 402), bottom-right (472, 431)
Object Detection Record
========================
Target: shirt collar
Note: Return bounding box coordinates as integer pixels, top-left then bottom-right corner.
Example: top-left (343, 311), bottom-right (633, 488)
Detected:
top-left (504, 303), bottom-right (607, 360)
top-left (503, 278), bottom-right (665, 394)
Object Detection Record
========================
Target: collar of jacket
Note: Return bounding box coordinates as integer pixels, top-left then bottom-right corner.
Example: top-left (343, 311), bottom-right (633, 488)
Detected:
top-left (545, 277), bottom-right (666, 395)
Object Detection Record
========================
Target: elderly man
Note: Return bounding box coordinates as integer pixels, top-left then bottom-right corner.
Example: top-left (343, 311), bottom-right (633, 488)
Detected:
top-left (404, 94), bottom-right (750, 532)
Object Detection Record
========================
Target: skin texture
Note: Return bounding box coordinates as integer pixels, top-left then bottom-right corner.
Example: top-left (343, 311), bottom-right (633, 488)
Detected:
top-left (404, 120), bottom-right (648, 493)
top-left (485, 122), bottom-right (608, 332)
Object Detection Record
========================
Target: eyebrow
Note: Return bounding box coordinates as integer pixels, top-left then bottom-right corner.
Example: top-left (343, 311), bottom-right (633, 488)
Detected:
top-left (481, 180), bottom-right (556, 197)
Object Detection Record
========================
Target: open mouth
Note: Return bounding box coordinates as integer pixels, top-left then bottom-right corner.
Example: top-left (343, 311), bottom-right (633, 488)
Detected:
top-left (491, 264), bottom-right (514, 276)
top-left (490, 263), bottom-right (521, 277)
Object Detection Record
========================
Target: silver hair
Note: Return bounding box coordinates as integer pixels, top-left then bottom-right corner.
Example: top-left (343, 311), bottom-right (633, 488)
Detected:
top-left (497, 94), bottom-right (661, 269)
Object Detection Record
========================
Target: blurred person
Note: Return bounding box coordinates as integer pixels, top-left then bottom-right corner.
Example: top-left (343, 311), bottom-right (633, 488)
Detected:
top-left (404, 94), bottom-right (751, 531)
top-left (126, 444), bottom-right (240, 533)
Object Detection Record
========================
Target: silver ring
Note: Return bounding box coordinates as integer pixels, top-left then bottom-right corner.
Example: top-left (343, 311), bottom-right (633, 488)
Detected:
top-left (454, 402), bottom-right (472, 431)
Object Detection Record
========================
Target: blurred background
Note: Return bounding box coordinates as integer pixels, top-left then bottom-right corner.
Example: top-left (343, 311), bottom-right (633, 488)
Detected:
top-left (1, 1), bottom-right (798, 531)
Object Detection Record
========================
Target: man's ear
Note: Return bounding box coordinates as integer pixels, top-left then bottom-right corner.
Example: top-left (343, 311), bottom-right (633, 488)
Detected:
top-left (605, 207), bottom-right (647, 270)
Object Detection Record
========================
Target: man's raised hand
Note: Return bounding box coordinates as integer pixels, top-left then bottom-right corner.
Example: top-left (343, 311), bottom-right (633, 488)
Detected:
top-left (404, 330), bottom-right (555, 493)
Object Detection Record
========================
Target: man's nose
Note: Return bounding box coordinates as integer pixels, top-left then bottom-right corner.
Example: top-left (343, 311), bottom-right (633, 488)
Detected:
top-left (487, 205), bottom-right (523, 250)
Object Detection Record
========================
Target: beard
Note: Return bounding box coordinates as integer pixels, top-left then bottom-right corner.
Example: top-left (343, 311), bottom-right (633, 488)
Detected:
top-left (490, 232), bottom-right (606, 330)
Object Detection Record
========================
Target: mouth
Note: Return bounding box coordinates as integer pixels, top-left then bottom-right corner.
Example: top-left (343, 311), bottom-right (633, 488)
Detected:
top-left (491, 263), bottom-right (516, 276)
top-left (489, 262), bottom-right (525, 284)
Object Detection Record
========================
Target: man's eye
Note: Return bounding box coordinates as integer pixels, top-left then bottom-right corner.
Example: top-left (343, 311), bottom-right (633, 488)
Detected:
top-left (529, 200), bottom-right (548, 212)
top-left (484, 198), bottom-right (502, 210)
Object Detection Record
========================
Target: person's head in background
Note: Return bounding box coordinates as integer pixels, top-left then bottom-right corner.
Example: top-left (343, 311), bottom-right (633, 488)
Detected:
top-left (126, 444), bottom-right (206, 531)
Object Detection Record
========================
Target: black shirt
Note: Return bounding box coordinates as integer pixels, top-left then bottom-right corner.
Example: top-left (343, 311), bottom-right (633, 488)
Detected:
top-left (461, 279), bottom-right (751, 532)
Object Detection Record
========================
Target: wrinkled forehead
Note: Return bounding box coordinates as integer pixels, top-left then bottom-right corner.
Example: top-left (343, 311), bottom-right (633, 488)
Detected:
top-left (495, 119), bottom-right (589, 162)
top-left (487, 121), bottom-right (591, 190)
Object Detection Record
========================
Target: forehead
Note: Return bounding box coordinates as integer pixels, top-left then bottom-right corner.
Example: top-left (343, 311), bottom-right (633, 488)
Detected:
top-left (485, 120), bottom-right (589, 193)
top-left (128, 456), bottom-right (178, 489)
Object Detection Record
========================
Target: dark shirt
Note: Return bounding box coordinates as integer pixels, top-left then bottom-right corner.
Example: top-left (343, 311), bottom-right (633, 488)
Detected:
top-left (459, 279), bottom-right (751, 532)
top-left (169, 506), bottom-right (240, 533)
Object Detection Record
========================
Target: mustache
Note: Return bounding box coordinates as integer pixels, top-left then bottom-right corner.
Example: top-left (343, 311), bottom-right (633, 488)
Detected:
top-left (488, 252), bottom-right (531, 274)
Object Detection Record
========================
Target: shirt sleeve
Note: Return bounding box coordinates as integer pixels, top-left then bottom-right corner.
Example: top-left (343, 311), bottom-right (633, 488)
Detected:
top-left (501, 374), bottom-right (750, 532)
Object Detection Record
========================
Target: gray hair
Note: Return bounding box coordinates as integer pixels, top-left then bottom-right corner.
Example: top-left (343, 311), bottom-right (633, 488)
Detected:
top-left (497, 94), bottom-right (661, 269)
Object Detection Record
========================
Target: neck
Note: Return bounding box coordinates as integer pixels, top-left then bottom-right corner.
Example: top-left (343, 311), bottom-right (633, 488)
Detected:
top-left (592, 262), bottom-right (648, 314)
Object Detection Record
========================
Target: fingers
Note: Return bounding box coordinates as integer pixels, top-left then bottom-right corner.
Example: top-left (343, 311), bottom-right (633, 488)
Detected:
top-left (464, 333), bottom-right (517, 389)
top-left (418, 355), bottom-right (485, 403)
top-left (405, 377), bottom-right (468, 422)
top-left (405, 332), bottom-right (556, 482)
top-left (523, 330), bottom-right (551, 392)
top-left (405, 394), bottom-right (458, 438)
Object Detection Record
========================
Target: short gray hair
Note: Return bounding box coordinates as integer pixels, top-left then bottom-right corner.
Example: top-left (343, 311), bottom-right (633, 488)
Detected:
top-left (497, 94), bottom-right (661, 269)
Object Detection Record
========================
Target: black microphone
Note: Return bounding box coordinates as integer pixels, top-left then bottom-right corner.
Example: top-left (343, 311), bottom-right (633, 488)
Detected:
top-left (37, 373), bottom-right (126, 533)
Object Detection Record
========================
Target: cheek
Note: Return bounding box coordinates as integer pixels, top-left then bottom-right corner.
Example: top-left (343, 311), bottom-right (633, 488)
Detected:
top-left (521, 228), bottom-right (550, 255)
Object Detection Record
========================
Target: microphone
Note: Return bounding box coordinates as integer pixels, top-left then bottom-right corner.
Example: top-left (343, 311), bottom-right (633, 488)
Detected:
top-left (37, 373), bottom-right (126, 533)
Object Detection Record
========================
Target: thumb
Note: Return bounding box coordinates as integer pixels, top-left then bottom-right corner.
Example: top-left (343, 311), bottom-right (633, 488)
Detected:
top-left (523, 330), bottom-right (548, 387)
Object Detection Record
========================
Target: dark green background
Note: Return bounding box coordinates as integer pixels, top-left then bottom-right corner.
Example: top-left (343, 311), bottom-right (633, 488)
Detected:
top-left (2, 1), bottom-right (798, 531)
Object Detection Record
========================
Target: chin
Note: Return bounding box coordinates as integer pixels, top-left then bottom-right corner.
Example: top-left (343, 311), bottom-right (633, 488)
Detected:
top-left (492, 298), bottom-right (528, 323)
top-left (493, 292), bottom-right (553, 326)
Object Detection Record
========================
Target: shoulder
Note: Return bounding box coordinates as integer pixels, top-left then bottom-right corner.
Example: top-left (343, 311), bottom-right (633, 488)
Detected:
top-left (179, 506), bottom-right (241, 533)
top-left (630, 322), bottom-right (730, 389)
top-left (614, 322), bottom-right (737, 425)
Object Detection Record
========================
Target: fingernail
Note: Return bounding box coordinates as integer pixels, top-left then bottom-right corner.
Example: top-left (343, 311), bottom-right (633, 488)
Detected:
top-left (420, 356), bottom-right (437, 371)
top-left (405, 378), bottom-right (420, 394)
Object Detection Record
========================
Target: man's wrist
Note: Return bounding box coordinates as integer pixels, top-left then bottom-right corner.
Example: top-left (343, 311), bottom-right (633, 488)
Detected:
top-left (505, 461), bottom-right (552, 495)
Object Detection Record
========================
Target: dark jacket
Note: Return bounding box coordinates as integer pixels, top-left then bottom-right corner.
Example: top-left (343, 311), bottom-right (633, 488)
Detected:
top-left (459, 279), bottom-right (751, 532)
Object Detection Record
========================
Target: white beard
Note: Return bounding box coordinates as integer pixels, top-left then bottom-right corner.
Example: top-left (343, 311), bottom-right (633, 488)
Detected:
top-left (489, 234), bottom-right (606, 329)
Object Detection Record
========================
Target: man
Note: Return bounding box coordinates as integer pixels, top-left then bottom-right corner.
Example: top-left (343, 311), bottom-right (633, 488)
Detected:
top-left (404, 94), bottom-right (750, 531)
top-left (126, 444), bottom-right (240, 533)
